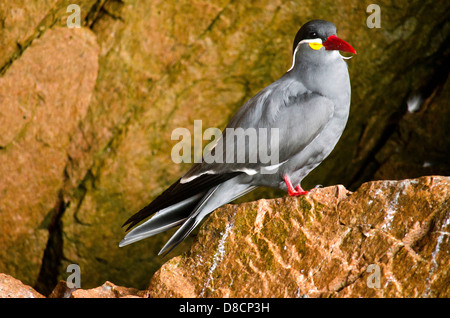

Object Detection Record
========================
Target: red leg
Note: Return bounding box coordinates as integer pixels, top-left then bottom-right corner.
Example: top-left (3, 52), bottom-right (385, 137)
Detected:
top-left (284, 175), bottom-right (309, 196)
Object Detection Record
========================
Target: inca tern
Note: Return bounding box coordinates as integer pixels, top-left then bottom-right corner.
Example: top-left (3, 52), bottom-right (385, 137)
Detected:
top-left (119, 19), bottom-right (356, 255)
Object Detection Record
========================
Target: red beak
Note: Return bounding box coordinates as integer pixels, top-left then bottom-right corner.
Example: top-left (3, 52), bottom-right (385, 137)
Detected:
top-left (323, 35), bottom-right (356, 54)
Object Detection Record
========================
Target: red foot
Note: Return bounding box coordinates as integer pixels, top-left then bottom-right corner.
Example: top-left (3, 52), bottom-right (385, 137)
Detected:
top-left (284, 175), bottom-right (309, 197)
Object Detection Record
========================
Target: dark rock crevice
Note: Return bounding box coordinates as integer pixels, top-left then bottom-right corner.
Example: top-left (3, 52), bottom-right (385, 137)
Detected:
top-left (347, 36), bottom-right (450, 190)
top-left (33, 191), bottom-right (67, 296)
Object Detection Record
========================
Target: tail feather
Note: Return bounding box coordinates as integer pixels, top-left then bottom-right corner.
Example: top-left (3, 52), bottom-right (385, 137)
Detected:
top-left (158, 217), bottom-right (201, 256)
top-left (158, 185), bottom-right (221, 256)
top-left (120, 173), bottom-right (257, 254)
top-left (122, 172), bottom-right (240, 231)
top-left (158, 178), bottom-right (257, 255)
top-left (119, 192), bottom-right (204, 247)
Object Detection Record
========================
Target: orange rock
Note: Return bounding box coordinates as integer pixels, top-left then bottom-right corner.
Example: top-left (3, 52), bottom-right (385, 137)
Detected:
top-left (0, 273), bottom-right (44, 298)
top-left (0, 26), bottom-right (99, 286)
top-left (48, 280), bottom-right (148, 298)
top-left (148, 176), bottom-right (450, 298)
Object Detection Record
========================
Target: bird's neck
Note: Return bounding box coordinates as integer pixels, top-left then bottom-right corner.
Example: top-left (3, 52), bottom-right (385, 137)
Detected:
top-left (289, 55), bottom-right (351, 104)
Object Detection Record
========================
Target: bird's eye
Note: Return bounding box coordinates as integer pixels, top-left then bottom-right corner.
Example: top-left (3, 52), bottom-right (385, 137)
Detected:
top-left (309, 32), bottom-right (318, 38)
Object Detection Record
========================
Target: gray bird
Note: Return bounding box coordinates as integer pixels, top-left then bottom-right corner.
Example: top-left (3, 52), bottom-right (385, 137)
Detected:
top-left (119, 19), bottom-right (356, 255)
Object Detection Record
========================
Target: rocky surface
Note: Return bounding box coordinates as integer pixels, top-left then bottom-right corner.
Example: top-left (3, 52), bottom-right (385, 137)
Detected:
top-left (0, 273), bottom-right (146, 298)
top-left (48, 280), bottom-right (147, 298)
top-left (149, 176), bottom-right (449, 298)
top-left (0, 0), bottom-right (449, 294)
top-left (0, 273), bottom-right (44, 298)
top-left (0, 176), bottom-right (448, 298)
top-left (0, 26), bottom-right (99, 291)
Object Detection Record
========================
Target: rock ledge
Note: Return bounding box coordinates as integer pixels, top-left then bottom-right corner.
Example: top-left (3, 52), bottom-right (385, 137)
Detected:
top-left (0, 176), bottom-right (448, 298)
top-left (149, 176), bottom-right (449, 298)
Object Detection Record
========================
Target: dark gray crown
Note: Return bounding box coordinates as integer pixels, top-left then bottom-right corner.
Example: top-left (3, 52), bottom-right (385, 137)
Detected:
top-left (292, 20), bottom-right (337, 53)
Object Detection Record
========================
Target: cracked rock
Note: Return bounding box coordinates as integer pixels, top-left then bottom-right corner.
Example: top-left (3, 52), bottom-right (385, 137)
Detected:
top-left (148, 176), bottom-right (449, 298)
top-left (0, 26), bottom-right (99, 286)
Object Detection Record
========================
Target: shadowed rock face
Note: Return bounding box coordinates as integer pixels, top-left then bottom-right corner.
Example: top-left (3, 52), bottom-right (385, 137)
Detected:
top-left (148, 176), bottom-right (449, 298)
top-left (0, 1), bottom-right (449, 293)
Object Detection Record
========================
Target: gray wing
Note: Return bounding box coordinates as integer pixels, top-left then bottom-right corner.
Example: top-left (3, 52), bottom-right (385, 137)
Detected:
top-left (181, 77), bottom-right (335, 183)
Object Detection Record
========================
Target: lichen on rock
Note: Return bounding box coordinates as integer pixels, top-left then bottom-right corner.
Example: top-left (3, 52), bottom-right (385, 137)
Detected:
top-left (148, 176), bottom-right (449, 298)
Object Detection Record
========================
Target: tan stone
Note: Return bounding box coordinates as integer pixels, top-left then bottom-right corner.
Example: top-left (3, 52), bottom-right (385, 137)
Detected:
top-left (149, 176), bottom-right (450, 298)
top-left (0, 273), bottom-right (44, 298)
top-left (0, 274), bottom-right (147, 298)
top-left (64, 281), bottom-right (147, 298)
top-left (0, 26), bottom-right (99, 285)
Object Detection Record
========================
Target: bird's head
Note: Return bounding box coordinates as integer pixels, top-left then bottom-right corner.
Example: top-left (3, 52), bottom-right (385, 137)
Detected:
top-left (289, 20), bottom-right (356, 70)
